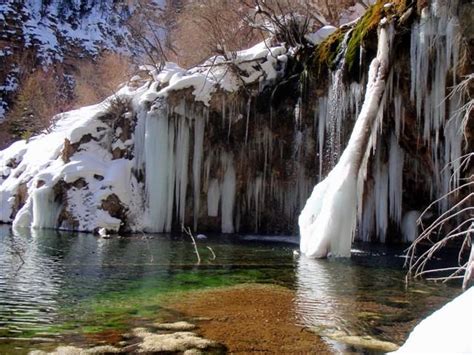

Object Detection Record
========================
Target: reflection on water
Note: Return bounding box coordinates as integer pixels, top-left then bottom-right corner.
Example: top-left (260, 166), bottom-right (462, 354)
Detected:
top-left (295, 249), bottom-right (461, 352)
top-left (0, 226), bottom-right (295, 341)
top-left (0, 229), bottom-right (64, 336)
top-left (296, 257), bottom-right (356, 333)
top-left (0, 226), bottom-right (461, 353)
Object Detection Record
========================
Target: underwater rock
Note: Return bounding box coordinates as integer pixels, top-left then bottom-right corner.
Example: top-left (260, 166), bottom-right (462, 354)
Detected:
top-left (327, 331), bottom-right (399, 352)
top-left (154, 321), bottom-right (197, 331)
top-left (132, 327), bottom-right (225, 353)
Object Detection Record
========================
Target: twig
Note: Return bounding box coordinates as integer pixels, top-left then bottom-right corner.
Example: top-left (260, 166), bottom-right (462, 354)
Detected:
top-left (182, 225), bottom-right (201, 264)
top-left (206, 246), bottom-right (216, 261)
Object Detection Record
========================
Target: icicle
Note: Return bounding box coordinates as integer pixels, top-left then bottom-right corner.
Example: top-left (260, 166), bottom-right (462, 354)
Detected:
top-left (374, 148), bottom-right (389, 242)
top-left (359, 184), bottom-right (375, 242)
top-left (317, 97), bottom-right (327, 178)
top-left (227, 102), bottom-right (232, 140)
top-left (409, 1), bottom-right (462, 207)
top-left (31, 185), bottom-right (61, 229)
top-left (388, 134), bottom-right (404, 226)
top-left (401, 210), bottom-right (420, 243)
top-left (207, 178), bottom-right (220, 217)
top-left (221, 153), bottom-right (236, 233)
top-left (145, 98), bottom-right (172, 232)
top-left (165, 119), bottom-right (175, 232)
top-left (254, 175), bottom-right (263, 232)
top-left (133, 107), bottom-right (147, 171)
top-left (394, 94), bottom-right (403, 139)
top-left (193, 113), bottom-right (205, 230)
top-left (245, 97), bottom-right (251, 145)
top-left (174, 115), bottom-right (190, 224)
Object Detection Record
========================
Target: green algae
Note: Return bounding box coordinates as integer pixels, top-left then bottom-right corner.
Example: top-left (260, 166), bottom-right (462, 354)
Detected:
top-left (9, 269), bottom-right (267, 341)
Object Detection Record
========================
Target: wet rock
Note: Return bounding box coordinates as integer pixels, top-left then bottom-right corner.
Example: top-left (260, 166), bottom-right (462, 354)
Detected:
top-left (154, 321), bottom-right (196, 331)
top-left (327, 331), bottom-right (399, 352)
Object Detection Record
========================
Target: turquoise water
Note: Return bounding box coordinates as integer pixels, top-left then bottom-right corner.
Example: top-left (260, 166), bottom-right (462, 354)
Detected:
top-left (0, 226), bottom-right (460, 353)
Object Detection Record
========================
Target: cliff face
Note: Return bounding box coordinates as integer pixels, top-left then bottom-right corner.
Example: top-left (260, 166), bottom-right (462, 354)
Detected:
top-left (0, 0), bottom-right (165, 123)
top-left (0, 0), bottom-right (471, 242)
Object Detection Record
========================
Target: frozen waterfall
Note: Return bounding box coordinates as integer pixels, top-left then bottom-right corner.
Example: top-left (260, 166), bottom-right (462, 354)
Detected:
top-left (299, 24), bottom-right (390, 258)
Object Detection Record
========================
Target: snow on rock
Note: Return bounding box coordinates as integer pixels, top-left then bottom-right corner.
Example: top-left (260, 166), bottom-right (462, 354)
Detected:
top-left (391, 287), bottom-right (473, 354)
top-left (305, 26), bottom-right (338, 45)
top-left (156, 40), bottom-right (288, 106)
top-left (0, 34), bottom-right (288, 233)
top-left (299, 24), bottom-right (390, 258)
top-left (0, 85), bottom-right (146, 232)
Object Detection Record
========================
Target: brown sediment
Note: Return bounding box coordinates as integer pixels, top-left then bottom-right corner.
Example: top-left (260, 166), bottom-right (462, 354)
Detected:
top-left (166, 284), bottom-right (332, 354)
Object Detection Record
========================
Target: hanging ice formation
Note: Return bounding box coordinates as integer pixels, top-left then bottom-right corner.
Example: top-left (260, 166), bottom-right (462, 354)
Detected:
top-left (0, 1), bottom-right (468, 239)
top-left (299, 24), bottom-right (391, 258)
top-left (299, 0), bottom-right (466, 256)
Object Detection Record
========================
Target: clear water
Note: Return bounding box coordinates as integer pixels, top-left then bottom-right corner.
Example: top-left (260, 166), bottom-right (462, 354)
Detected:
top-left (0, 226), bottom-right (460, 354)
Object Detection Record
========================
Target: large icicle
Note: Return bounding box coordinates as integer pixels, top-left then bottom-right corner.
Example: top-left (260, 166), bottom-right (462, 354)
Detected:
top-left (31, 185), bottom-right (61, 229)
top-left (144, 99), bottom-right (173, 232)
top-left (192, 113), bottom-right (205, 230)
top-left (221, 153), bottom-right (236, 233)
top-left (299, 24), bottom-right (390, 258)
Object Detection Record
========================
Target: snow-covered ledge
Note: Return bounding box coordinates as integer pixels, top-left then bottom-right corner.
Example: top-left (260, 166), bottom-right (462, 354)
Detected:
top-left (391, 287), bottom-right (473, 354)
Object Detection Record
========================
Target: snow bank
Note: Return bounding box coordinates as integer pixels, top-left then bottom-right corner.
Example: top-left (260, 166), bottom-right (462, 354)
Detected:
top-left (391, 287), bottom-right (473, 354)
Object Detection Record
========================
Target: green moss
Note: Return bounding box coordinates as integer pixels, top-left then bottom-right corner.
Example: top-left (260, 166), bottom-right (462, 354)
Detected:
top-left (345, 1), bottom-right (385, 71)
top-left (345, 0), bottom-right (408, 71)
top-left (312, 28), bottom-right (348, 73)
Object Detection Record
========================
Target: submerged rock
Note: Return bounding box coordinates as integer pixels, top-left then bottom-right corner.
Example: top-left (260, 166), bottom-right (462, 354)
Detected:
top-left (327, 331), bottom-right (399, 352)
top-left (154, 321), bottom-right (197, 331)
top-left (132, 327), bottom-right (224, 353)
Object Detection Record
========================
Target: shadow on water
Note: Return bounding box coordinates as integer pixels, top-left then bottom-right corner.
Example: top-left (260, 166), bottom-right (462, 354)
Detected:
top-left (0, 226), bottom-right (461, 354)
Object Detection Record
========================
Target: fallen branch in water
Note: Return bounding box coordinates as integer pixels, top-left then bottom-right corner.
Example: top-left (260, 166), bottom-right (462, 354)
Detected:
top-left (182, 225), bottom-right (201, 265)
top-left (207, 246), bottom-right (216, 261)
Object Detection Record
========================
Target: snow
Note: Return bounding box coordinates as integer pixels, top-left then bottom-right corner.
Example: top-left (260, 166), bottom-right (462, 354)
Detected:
top-left (155, 40), bottom-right (287, 106)
top-left (0, 87), bottom-right (142, 232)
top-left (305, 26), bottom-right (338, 45)
top-left (391, 287), bottom-right (473, 354)
top-left (299, 25), bottom-right (390, 258)
top-left (156, 63), bottom-right (186, 84)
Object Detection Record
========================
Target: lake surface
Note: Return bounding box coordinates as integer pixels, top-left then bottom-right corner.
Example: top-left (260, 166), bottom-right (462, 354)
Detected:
top-left (0, 225), bottom-right (460, 354)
